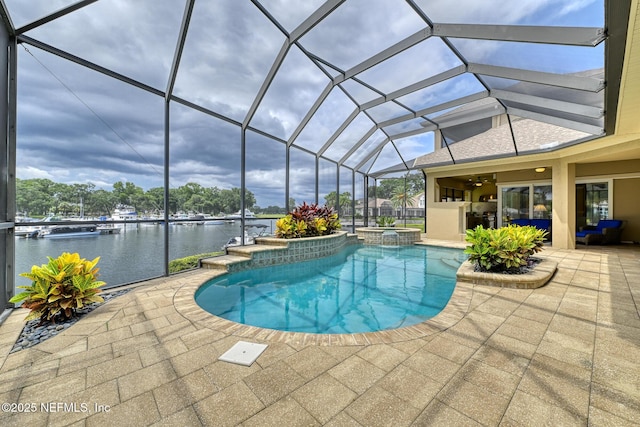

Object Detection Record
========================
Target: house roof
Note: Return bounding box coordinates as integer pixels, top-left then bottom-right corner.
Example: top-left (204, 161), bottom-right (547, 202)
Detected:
top-left (413, 115), bottom-right (592, 168)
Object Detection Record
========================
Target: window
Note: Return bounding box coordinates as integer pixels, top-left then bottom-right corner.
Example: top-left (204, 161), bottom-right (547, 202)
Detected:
top-left (533, 185), bottom-right (552, 219)
top-left (576, 182), bottom-right (609, 227)
top-left (498, 183), bottom-right (552, 226)
top-left (501, 186), bottom-right (529, 223)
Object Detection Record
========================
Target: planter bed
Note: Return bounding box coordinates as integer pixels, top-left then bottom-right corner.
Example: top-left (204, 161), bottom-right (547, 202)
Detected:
top-left (456, 258), bottom-right (557, 289)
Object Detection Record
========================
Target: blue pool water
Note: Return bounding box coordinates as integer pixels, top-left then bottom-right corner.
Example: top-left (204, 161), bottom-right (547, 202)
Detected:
top-left (195, 245), bottom-right (467, 334)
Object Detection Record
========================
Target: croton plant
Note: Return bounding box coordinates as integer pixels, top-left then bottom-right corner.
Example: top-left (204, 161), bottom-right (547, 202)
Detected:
top-left (464, 224), bottom-right (547, 273)
top-left (276, 202), bottom-right (341, 239)
top-left (10, 252), bottom-right (105, 323)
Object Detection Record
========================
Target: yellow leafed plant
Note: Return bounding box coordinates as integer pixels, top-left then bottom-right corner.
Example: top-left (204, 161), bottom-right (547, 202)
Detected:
top-left (275, 202), bottom-right (341, 239)
top-left (10, 252), bottom-right (106, 323)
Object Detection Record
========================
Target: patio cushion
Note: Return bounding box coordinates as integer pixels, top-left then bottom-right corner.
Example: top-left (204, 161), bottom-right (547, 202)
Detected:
top-left (530, 219), bottom-right (551, 231)
top-left (576, 219), bottom-right (626, 245)
top-left (595, 219), bottom-right (622, 230)
top-left (510, 218), bottom-right (551, 233)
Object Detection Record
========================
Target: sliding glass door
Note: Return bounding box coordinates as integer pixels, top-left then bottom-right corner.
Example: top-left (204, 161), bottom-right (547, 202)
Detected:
top-left (576, 182), bottom-right (609, 229)
top-left (501, 186), bottom-right (529, 223)
top-left (498, 183), bottom-right (552, 226)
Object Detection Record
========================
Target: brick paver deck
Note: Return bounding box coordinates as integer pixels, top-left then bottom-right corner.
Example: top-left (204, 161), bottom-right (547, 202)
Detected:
top-left (0, 241), bottom-right (638, 426)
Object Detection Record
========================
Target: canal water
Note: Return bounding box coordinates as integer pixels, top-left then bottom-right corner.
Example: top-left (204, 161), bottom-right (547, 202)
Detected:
top-left (13, 221), bottom-right (276, 293)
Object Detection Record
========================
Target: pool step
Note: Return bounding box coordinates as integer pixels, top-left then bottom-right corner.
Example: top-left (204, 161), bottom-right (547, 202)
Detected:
top-left (200, 231), bottom-right (362, 273)
top-left (200, 255), bottom-right (251, 271)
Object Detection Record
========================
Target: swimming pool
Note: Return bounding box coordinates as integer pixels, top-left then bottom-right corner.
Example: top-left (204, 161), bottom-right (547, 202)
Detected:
top-left (195, 245), bottom-right (466, 334)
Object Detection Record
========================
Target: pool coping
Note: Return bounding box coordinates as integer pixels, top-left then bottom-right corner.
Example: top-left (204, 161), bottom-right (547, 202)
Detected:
top-left (174, 244), bottom-right (474, 346)
top-left (456, 258), bottom-right (558, 289)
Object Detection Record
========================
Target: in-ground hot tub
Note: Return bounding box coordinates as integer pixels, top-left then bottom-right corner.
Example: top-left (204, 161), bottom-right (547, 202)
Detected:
top-left (355, 227), bottom-right (421, 245)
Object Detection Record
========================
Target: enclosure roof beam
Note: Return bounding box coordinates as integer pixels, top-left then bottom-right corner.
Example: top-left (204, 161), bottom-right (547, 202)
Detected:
top-left (18, 35), bottom-right (165, 97)
top-left (431, 104), bottom-right (506, 129)
top-left (507, 107), bottom-right (604, 135)
top-left (469, 63), bottom-right (604, 92)
top-left (490, 89), bottom-right (604, 118)
top-left (354, 137), bottom-right (390, 172)
top-left (338, 125), bottom-right (379, 166)
top-left (165, 0), bottom-right (195, 100)
top-left (317, 108), bottom-right (360, 157)
top-left (289, 0), bottom-right (345, 41)
top-left (432, 23), bottom-right (605, 46)
top-left (333, 27), bottom-right (432, 85)
top-left (360, 65), bottom-right (466, 111)
top-left (287, 82), bottom-right (334, 147)
top-left (16, 0), bottom-right (98, 35)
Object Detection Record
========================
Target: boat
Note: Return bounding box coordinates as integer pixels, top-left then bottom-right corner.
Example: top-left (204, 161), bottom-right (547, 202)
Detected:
top-left (222, 224), bottom-right (269, 249)
top-left (14, 227), bottom-right (42, 238)
top-left (14, 222), bottom-right (41, 238)
top-left (171, 213), bottom-right (209, 225)
top-left (112, 206), bottom-right (137, 221)
top-left (224, 209), bottom-right (256, 220)
top-left (39, 224), bottom-right (100, 239)
top-left (97, 224), bottom-right (122, 234)
top-left (222, 235), bottom-right (249, 249)
top-left (14, 215), bottom-right (62, 238)
top-left (203, 219), bottom-right (226, 225)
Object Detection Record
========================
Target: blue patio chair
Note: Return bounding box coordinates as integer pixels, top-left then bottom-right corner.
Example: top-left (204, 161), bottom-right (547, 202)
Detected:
top-left (576, 219), bottom-right (626, 245)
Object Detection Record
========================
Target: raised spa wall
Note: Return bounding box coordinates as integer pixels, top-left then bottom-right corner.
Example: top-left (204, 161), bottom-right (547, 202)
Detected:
top-left (200, 231), bottom-right (361, 273)
top-left (355, 227), bottom-right (422, 245)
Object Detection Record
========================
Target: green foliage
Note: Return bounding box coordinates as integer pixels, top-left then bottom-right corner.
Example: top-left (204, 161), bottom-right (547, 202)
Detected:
top-left (276, 202), bottom-right (341, 239)
top-left (404, 223), bottom-right (425, 232)
top-left (16, 178), bottom-right (257, 218)
top-left (323, 191), bottom-right (352, 211)
top-left (169, 252), bottom-right (224, 273)
top-left (376, 216), bottom-right (396, 227)
top-left (368, 174), bottom-right (424, 199)
top-left (464, 225), bottom-right (547, 273)
top-left (11, 252), bottom-right (106, 323)
top-left (275, 215), bottom-right (307, 239)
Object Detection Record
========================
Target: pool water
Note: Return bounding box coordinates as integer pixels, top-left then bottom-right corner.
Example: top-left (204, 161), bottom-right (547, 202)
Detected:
top-left (195, 245), bottom-right (467, 334)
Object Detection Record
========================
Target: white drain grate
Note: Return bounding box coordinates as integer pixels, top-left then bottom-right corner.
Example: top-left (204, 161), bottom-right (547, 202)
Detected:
top-left (218, 341), bottom-right (268, 366)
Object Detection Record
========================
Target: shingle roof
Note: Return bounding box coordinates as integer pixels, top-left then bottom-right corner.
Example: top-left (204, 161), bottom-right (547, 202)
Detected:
top-left (414, 115), bottom-right (591, 168)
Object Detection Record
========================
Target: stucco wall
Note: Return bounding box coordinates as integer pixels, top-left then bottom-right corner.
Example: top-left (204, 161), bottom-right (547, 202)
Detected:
top-left (576, 160), bottom-right (640, 243)
top-left (577, 159), bottom-right (640, 176)
top-left (426, 202), bottom-right (470, 241)
top-left (614, 178), bottom-right (640, 243)
top-left (496, 169), bottom-right (552, 182)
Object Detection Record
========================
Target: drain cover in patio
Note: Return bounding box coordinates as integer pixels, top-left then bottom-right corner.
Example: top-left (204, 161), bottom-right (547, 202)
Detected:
top-left (218, 341), bottom-right (268, 366)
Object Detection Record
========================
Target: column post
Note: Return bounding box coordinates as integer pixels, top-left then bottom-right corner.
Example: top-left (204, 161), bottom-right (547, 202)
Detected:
top-left (551, 162), bottom-right (576, 249)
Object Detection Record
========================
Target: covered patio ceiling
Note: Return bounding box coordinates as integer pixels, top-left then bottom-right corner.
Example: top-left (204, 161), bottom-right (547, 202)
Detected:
top-left (1, 0), bottom-right (630, 180)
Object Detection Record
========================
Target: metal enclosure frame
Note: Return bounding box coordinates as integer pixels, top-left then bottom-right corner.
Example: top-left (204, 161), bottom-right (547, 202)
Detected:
top-left (0, 0), bottom-right (631, 311)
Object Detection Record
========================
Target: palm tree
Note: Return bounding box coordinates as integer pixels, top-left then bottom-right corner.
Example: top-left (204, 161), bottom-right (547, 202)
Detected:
top-left (390, 191), bottom-right (415, 218)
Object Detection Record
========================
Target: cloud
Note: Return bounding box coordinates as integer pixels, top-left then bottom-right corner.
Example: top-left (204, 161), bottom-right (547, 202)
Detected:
top-left (299, 0), bottom-right (426, 71)
top-left (7, 0), bottom-right (604, 208)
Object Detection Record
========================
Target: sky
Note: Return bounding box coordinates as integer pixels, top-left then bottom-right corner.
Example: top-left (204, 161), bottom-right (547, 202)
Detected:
top-left (6, 0), bottom-right (604, 209)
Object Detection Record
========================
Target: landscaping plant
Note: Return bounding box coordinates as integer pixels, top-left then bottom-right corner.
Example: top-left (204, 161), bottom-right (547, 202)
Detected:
top-left (464, 225), bottom-right (547, 273)
top-left (10, 252), bottom-right (106, 323)
top-left (169, 251), bottom-right (223, 273)
top-left (276, 202), bottom-right (341, 238)
top-left (376, 216), bottom-right (396, 227)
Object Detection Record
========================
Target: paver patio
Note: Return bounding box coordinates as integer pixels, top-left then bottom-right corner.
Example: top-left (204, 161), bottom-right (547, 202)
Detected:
top-left (0, 240), bottom-right (638, 426)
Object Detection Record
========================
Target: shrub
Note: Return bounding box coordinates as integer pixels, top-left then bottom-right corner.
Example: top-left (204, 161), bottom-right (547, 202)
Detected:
top-left (10, 252), bottom-right (106, 323)
top-left (276, 202), bottom-right (341, 239)
top-left (169, 251), bottom-right (223, 273)
top-left (464, 225), bottom-right (547, 273)
top-left (376, 216), bottom-right (396, 227)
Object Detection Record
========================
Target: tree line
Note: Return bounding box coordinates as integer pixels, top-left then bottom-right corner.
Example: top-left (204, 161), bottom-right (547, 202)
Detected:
top-left (16, 174), bottom-right (424, 218)
top-left (16, 178), bottom-right (258, 218)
